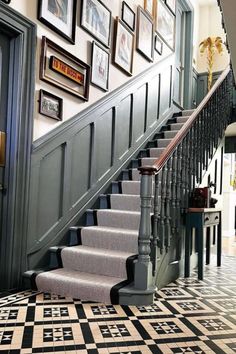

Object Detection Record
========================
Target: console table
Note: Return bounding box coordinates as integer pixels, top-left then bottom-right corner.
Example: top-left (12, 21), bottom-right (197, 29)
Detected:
top-left (185, 208), bottom-right (222, 280)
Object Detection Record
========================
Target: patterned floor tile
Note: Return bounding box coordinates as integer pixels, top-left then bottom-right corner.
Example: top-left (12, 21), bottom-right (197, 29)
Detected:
top-left (167, 299), bottom-right (215, 314)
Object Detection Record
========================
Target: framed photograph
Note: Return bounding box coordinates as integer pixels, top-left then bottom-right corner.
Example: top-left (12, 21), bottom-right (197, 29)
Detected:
top-left (137, 6), bottom-right (154, 62)
top-left (144, 0), bottom-right (155, 18)
top-left (38, 0), bottom-right (77, 44)
top-left (40, 36), bottom-right (90, 100)
top-left (1, 0), bottom-right (11, 3)
top-left (91, 41), bottom-right (110, 91)
top-left (154, 33), bottom-right (163, 55)
top-left (156, 0), bottom-right (175, 51)
top-left (113, 18), bottom-right (135, 76)
top-left (166, 0), bottom-right (176, 15)
top-left (121, 1), bottom-right (135, 32)
top-left (81, 0), bottom-right (111, 48)
top-left (39, 89), bottom-right (63, 120)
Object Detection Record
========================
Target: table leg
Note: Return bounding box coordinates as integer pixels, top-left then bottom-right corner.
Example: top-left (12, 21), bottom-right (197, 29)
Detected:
top-left (197, 225), bottom-right (204, 280)
top-left (185, 218), bottom-right (191, 277)
top-left (217, 213), bottom-right (222, 267)
top-left (206, 227), bottom-right (211, 265)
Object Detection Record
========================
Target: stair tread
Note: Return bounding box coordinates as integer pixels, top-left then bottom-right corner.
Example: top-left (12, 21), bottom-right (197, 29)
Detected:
top-left (62, 245), bottom-right (135, 258)
top-left (97, 209), bottom-right (140, 215)
top-left (82, 225), bottom-right (138, 235)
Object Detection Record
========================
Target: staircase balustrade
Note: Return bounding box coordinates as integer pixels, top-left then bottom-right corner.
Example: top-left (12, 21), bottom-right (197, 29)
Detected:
top-left (135, 67), bottom-right (233, 291)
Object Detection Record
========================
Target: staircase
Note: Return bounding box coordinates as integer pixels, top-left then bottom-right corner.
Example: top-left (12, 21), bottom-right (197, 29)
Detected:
top-left (25, 110), bottom-right (193, 305)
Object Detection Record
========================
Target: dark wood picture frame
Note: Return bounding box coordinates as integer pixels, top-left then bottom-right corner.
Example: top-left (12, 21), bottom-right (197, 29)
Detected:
top-left (39, 89), bottom-right (63, 120)
top-left (166, 0), bottom-right (176, 15)
top-left (121, 1), bottom-right (136, 32)
top-left (40, 36), bottom-right (90, 101)
top-left (113, 17), bottom-right (135, 76)
top-left (137, 6), bottom-right (154, 62)
top-left (38, 0), bottom-right (77, 44)
top-left (154, 33), bottom-right (163, 55)
top-left (156, 0), bottom-right (175, 51)
top-left (91, 41), bottom-right (110, 91)
top-left (80, 0), bottom-right (112, 48)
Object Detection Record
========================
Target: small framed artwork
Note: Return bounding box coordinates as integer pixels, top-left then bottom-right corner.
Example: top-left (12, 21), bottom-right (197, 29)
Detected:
top-left (137, 6), bottom-right (154, 62)
top-left (113, 18), bottom-right (135, 76)
top-left (81, 0), bottom-right (112, 48)
top-left (1, 0), bottom-right (11, 3)
top-left (40, 36), bottom-right (90, 100)
top-left (121, 1), bottom-right (135, 32)
top-left (144, 0), bottom-right (155, 18)
top-left (91, 41), bottom-right (110, 91)
top-left (156, 0), bottom-right (175, 51)
top-left (154, 33), bottom-right (163, 55)
top-left (39, 90), bottom-right (63, 120)
top-left (38, 0), bottom-right (77, 44)
top-left (166, 0), bottom-right (176, 15)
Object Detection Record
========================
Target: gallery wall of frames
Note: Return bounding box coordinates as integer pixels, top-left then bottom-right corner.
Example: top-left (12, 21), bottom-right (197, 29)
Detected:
top-left (4, 0), bottom-right (176, 138)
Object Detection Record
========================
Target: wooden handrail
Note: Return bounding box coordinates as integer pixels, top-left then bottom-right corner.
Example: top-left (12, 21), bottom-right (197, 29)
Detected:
top-left (151, 66), bottom-right (230, 174)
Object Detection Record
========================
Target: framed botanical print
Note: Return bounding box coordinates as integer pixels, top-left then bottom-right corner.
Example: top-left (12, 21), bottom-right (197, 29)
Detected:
top-left (154, 33), bottom-right (163, 55)
top-left (81, 0), bottom-right (112, 48)
top-left (144, 0), bottom-right (155, 18)
top-left (166, 0), bottom-right (176, 15)
top-left (38, 0), bottom-right (77, 44)
top-left (137, 6), bottom-right (154, 62)
top-left (121, 1), bottom-right (135, 31)
top-left (91, 41), bottom-right (110, 91)
top-left (113, 18), bottom-right (135, 76)
top-left (156, 0), bottom-right (175, 51)
top-left (39, 89), bottom-right (63, 120)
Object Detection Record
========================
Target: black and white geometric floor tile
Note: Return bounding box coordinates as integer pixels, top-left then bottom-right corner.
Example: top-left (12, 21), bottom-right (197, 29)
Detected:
top-left (0, 256), bottom-right (236, 353)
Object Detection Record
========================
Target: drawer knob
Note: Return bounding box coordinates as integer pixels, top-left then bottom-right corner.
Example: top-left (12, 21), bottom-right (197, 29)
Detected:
top-left (215, 216), bottom-right (219, 220)
top-left (204, 217), bottom-right (209, 222)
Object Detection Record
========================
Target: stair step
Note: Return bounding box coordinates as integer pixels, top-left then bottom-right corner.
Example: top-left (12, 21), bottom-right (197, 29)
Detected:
top-left (81, 226), bottom-right (138, 253)
top-left (182, 109), bottom-right (194, 116)
top-left (61, 245), bottom-right (133, 279)
top-left (130, 168), bottom-right (141, 181)
top-left (169, 122), bottom-right (184, 131)
top-left (164, 130), bottom-right (179, 139)
top-left (121, 180), bottom-right (140, 195)
top-left (157, 138), bottom-right (172, 148)
top-left (97, 209), bottom-right (140, 230)
top-left (140, 157), bottom-right (158, 166)
top-left (36, 268), bottom-right (125, 304)
top-left (176, 116), bottom-right (189, 123)
top-left (110, 194), bottom-right (140, 211)
top-left (148, 147), bottom-right (165, 158)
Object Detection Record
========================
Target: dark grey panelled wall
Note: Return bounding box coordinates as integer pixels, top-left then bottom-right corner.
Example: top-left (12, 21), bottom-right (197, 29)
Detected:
top-left (196, 71), bottom-right (222, 105)
top-left (26, 55), bottom-right (174, 269)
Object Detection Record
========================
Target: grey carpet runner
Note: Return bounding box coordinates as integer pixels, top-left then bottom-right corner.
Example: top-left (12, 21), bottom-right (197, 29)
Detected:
top-left (36, 111), bottom-right (193, 304)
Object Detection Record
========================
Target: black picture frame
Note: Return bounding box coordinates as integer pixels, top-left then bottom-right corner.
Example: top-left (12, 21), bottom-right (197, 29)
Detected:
top-left (81, 0), bottom-right (112, 48)
top-left (121, 1), bottom-right (136, 32)
top-left (91, 41), bottom-right (110, 92)
top-left (40, 36), bottom-right (90, 101)
top-left (0, 0), bottom-right (11, 3)
top-left (137, 6), bottom-right (154, 62)
top-left (154, 33), bottom-right (163, 55)
top-left (156, 0), bottom-right (175, 51)
top-left (39, 89), bottom-right (63, 120)
top-left (113, 17), bottom-right (135, 76)
top-left (166, 0), bottom-right (176, 15)
top-left (38, 0), bottom-right (77, 44)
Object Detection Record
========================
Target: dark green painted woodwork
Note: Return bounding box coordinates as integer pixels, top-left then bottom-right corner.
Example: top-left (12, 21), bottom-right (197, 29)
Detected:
top-left (225, 136), bottom-right (236, 153)
top-left (197, 71), bottom-right (222, 105)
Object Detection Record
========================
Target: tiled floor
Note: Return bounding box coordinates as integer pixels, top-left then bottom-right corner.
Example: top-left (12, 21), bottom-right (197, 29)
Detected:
top-left (1, 256), bottom-right (236, 353)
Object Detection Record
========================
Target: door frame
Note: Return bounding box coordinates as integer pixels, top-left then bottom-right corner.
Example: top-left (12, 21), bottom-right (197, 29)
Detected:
top-left (0, 3), bottom-right (36, 289)
top-left (176, 0), bottom-right (194, 109)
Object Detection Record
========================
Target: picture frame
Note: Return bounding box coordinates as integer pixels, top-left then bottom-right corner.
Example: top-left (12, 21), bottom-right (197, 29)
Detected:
top-left (144, 0), bottom-right (155, 18)
top-left (166, 0), bottom-right (176, 15)
top-left (39, 89), bottom-right (63, 120)
top-left (91, 41), bottom-right (110, 91)
top-left (40, 36), bottom-right (90, 101)
top-left (80, 0), bottom-right (112, 48)
top-left (154, 33), bottom-right (163, 55)
top-left (38, 0), bottom-right (77, 44)
top-left (121, 1), bottom-right (135, 32)
top-left (136, 6), bottom-right (154, 62)
top-left (113, 18), bottom-right (135, 76)
top-left (156, 0), bottom-right (175, 51)
top-left (1, 0), bottom-right (11, 3)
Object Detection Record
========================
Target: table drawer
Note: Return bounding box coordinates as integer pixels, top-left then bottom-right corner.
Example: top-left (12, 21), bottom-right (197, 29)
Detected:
top-left (204, 212), bottom-right (220, 226)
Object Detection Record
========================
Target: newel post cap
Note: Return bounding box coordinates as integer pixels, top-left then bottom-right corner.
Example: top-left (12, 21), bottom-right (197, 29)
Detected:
top-left (138, 166), bottom-right (157, 175)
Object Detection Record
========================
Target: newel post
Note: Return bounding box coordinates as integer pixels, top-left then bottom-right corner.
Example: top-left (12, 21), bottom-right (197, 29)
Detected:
top-left (134, 166), bottom-right (157, 290)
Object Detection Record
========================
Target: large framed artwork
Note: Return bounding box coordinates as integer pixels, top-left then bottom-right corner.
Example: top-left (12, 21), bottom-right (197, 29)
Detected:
top-left (81, 0), bottom-right (112, 48)
top-left (113, 18), bottom-right (135, 76)
top-left (40, 36), bottom-right (90, 100)
top-left (137, 6), bottom-right (154, 62)
top-left (91, 41), bottom-right (110, 91)
top-left (38, 0), bottom-right (77, 44)
top-left (156, 0), bottom-right (175, 51)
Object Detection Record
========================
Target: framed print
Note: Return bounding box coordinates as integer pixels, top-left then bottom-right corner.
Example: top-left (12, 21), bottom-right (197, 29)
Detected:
top-left (40, 36), bottom-right (90, 100)
top-left (121, 1), bottom-right (135, 31)
top-left (91, 41), bottom-right (110, 91)
top-left (137, 6), bottom-right (154, 62)
top-left (38, 0), bottom-right (76, 44)
top-left (144, 0), bottom-right (155, 18)
top-left (166, 0), bottom-right (176, 15)
top-left (39, 89), bottom-right (63, 120)
top-left (156, 0), bottom-right (175, 51)
top-left (81, 0), bottom-right (111, 48)
top-left (154, 33), bottom-right (163, 55)
top-left (113, 18), bottom-right (135, 76)
top-left (1, 0), bottom-right (11, 3)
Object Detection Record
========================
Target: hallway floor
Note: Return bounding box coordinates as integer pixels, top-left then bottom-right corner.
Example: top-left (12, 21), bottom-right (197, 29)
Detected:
top-left (1, 255), bottom-right (236, 353)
